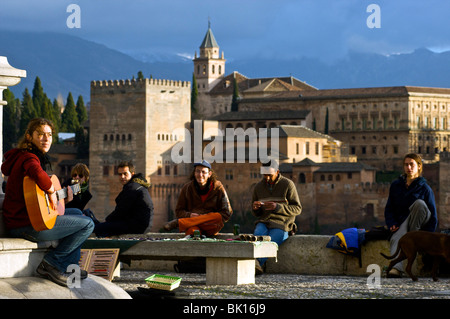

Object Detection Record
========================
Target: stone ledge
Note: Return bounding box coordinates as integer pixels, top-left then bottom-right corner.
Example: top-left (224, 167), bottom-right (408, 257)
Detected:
top-left (0, 237), bottom-right (53, 251)
top-left (265, 235), bottom-right (395, 276)
top-left (0, 275), bottom-right (131, 299)
top-left (124, 233), bottom-right (427, 277)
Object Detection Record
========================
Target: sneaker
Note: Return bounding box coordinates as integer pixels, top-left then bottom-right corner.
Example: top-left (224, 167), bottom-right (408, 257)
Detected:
top-left (36, 260), bottom-right (70, 287)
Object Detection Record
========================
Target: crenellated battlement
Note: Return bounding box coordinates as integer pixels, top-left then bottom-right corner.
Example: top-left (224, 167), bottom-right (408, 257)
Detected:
top-left (90, 78), bottom-right (190, 90)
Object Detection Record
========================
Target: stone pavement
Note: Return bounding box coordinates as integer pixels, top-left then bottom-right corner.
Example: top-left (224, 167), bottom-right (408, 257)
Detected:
top-left (0, 275), bottom-right (131, 299)
top-left (113, 269), bottom-right (450, 299)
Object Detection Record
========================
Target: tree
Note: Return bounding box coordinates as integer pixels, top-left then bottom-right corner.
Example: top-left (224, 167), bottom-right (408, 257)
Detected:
top-left (191, 73), bottom-right (198, 114)
top-left (75, 126), bottom-right (89, 159)
top-left (3, 88), bottom-right (19, 152)
top-left (60, 92), bottom-right (79, 132)
top-left (32, 77), bottom-right (45, 115)
top-left (231, 76), bottom-right (240, 112)
top-left (137, 71), bottom-right (144, 80)
top-left (31, 76), bottom-right (59, 132)
top-left (19, 88), bottom-right (38, 136)
top-left (324, 107), bottom-right (329, 134)
top-left (75, 95), bottom-right (88, 125)
top-left (52, 98), bottom-right (62, 129)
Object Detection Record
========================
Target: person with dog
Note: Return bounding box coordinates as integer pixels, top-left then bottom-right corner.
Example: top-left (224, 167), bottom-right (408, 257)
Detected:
top-left (384, 153), bottom-right (438, 278)
top-left (252, 159), bottom-right (302, 274)
top-left (1, 118), bottom-right (94, 287)
top-left (164, 160), bottom-right (233, 237)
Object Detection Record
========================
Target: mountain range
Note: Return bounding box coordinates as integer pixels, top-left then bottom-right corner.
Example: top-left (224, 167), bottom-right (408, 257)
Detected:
top-left (1, 30), bottom-right (450, 103)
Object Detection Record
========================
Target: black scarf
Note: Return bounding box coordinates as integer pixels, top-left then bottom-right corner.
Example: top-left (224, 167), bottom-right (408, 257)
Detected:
top-left (28, 143), bottom-right (52, 172)
top-left (193, 178), bottom-right (211, 195)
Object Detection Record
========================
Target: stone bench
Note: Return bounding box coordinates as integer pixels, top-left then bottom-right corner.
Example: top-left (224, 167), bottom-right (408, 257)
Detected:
top-left (266, 235), bottom-right (432, 277)
top-left (266, 234), bottom-right (392, 276)
top-left (122, 233), bottom-right (434, 278)
top-left (83, 238), bottom-right (278, 285)
top-left (0, 238), bottom-right (53, 278)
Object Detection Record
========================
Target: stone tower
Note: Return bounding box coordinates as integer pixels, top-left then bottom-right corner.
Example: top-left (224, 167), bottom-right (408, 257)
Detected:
top-left (89, 78), bottom-right (191, 226)
top-left (193, 23), bottom-right (226, 93)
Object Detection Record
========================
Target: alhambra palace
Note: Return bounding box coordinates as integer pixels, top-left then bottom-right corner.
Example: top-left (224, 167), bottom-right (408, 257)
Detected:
top-left (53, 26), bottom-right (450, 234)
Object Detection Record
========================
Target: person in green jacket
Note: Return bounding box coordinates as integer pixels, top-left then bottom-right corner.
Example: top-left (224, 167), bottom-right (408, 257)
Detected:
top-left (252, 159), bottom-right (302, 274)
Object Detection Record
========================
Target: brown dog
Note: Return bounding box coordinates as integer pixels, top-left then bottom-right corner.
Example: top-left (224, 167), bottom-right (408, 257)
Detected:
top-left (381, 230), bottom-right (450, 281)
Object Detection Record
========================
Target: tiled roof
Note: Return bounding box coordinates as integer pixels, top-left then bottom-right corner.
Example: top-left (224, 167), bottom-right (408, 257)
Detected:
top-left (293, 158), bottom-right (377, 172)
top-left (208, 110), bottom-right (309, 121)
top-left (278, 125), bottom-right (337, 141)
top-left (241, 86), bottom-right (450, 102)
top-left (200, 27), bottom-right (219, 48)
top-left (208, 72), bottom-right (317, 95)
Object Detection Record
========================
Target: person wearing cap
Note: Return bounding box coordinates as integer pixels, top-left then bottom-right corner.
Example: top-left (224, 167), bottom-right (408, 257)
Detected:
top-left (164, 160), bottom-right (233, 237)
top-left (252, 159), bottom-right (302, 274)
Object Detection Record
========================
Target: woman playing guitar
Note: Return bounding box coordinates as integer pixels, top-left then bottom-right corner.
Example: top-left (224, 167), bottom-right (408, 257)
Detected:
top-left (1, 118), bottom-right (94, 287)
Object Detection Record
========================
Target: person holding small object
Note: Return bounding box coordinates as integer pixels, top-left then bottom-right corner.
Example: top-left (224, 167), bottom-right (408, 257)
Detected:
top-left (164, 160), bottom-right (232, 237)
top-left (252, 159), bottom-right (302, 274)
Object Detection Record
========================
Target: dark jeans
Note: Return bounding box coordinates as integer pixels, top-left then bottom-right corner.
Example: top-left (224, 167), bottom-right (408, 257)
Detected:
top-left (9, 208), bottom-right (94, 273)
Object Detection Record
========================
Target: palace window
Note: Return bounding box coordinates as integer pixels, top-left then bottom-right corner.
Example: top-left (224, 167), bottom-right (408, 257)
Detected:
top-left (298, 173), bottom-right (306, 184)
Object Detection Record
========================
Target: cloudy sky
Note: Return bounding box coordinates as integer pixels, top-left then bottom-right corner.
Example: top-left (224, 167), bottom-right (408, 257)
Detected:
top-left (1, 0), bottom-right (450, 63)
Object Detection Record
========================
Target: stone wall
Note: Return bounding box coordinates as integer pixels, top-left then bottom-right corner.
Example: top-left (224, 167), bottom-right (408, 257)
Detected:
top-left (89, 78), bottom-right (191, 228)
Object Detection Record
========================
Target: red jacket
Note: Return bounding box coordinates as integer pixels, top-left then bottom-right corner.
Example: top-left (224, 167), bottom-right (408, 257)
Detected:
top-left (1, 148), bottom-right (52, 229)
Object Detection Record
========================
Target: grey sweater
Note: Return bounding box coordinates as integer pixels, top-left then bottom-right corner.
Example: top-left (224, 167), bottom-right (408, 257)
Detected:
top-left (252, 174), bottom-right (302, 233)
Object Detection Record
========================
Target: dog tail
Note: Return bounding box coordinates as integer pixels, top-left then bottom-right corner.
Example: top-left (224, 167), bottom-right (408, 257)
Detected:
top-left (380, 245), bottom-right (400, 260)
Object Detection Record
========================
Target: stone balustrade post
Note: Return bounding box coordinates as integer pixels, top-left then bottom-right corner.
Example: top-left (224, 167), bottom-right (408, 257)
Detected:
top-left (0, 56), bottom-right (26, 197)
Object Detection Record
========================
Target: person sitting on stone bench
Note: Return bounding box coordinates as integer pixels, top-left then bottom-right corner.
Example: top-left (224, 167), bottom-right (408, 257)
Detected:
top-left (94, 161), bottom-right (154, 237)
top-left (384, 153), bottom-right (438, 278)
top-left (252, 159), bottom-right (302, 274)
top-left (1, 118), bottom-right (94, 287)
top-left (164, 160), bottom-right (233, 237)
top-left (62, 163), bottom-right (99, 224)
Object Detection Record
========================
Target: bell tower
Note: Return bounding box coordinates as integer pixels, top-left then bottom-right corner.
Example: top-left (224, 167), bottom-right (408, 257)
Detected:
top-left (193, 22), bottom-right (226, 93)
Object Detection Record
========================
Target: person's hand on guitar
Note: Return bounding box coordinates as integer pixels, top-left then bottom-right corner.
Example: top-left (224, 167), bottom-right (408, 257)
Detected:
top-left (47, 187), bottom-right (58, 211)
top-left (65, 186), bottom-right (74, 203)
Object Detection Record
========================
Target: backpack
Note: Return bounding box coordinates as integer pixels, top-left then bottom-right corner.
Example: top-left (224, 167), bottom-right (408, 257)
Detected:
top-left (326, 228), bottom-right (366, 267)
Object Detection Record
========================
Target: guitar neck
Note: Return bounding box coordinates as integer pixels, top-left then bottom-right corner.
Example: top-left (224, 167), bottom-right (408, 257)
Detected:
top-left (55, 184), bottom-right (81, 201)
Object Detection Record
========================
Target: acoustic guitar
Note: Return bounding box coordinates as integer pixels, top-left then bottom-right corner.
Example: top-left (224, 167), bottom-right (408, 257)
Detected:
top-left (23, 175), bottom-right (81, 231)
